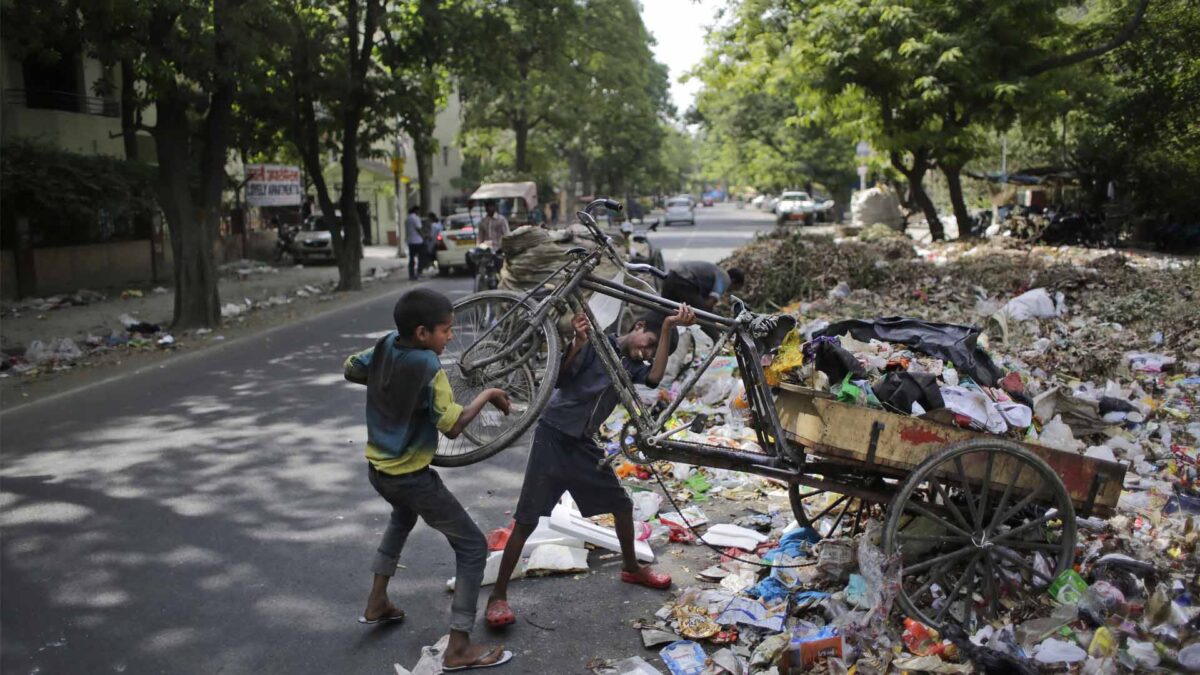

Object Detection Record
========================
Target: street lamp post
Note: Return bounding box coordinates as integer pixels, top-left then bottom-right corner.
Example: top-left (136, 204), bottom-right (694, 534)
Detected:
top-left (392, 135), bottom-right (407, 259)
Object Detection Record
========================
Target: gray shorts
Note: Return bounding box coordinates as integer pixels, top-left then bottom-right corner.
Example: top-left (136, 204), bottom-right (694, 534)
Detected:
top-left (513, 423), bottom-right (633, 526)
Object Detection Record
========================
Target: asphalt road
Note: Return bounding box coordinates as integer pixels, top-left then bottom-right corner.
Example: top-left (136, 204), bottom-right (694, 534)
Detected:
top-left (0, 204), bottom-right (777, 675)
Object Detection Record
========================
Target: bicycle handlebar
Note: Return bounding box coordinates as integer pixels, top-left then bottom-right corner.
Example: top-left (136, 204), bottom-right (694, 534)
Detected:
top-left (624, 262), bottom-right (668, 280)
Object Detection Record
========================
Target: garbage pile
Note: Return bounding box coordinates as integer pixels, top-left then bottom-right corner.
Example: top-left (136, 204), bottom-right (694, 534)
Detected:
top-left (570, 247), bottom-right (1199, 671)
top-left (0, 288), bottom-right (107, 318)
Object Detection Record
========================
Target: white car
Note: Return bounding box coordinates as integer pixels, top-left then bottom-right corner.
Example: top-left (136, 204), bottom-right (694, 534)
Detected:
top-left (775, 191), bottom-right (818, 225)
top-left (434, 212), bottom-right (478, 275)
top-left (664, 197), bottom-right (696, 226)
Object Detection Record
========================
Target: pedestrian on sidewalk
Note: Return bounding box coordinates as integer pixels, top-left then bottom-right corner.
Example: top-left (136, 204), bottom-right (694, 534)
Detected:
top-left (424, 211), bottom-right (443, 274)
top-left (405, 206), bottom-right (425, 280)
top-left (484, 305), bottom-right (696, 629)
top-left (344, 288), bottom-right (514, 672)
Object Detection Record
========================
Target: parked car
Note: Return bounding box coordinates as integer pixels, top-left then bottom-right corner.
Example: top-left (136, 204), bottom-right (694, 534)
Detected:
top-left (435, 212), bottom-right (478, 275)
top-left (701, 196), bottom-right (715, 207)
top-left (664, 197), bottom-right (696, 226)
top-left (294, 215), bottom-right (336, 263)
top-left (775, 191), bottom-right (818, 225)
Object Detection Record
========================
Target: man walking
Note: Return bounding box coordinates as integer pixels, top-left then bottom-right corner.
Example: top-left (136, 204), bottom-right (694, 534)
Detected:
top-left (405, 205), bottom-right (426, 281)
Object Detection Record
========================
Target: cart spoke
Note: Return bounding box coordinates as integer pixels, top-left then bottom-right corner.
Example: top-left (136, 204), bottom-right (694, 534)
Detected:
top-left (995, 539), bottom-right (1063, 552)
top-left (902, 500), bottom-right (974, 540)
top-left (849, 501), bottom-right (866, 537)
top-left (986, 461), bottom-right (1024, 534)
top-left (828, 499), bottom-right (853, 535)
top-left (812, 495), bottom-right (849, 523)
top-left (905, 546), bottom-right (975, 575)
top-left (992, 484), bottom-right (1046, 531)
top-left (992, 546), bottom-right (1055, 585)
top-left (928, 475), bottom-right (973, 533)
top-left (992, 511), bottom-right (1058, 546)
top-left (936, 553), bottom-right (981, 624)
top-left (976, 451), bottom-right (995, 531)
top-left (954, 456), bottom-right (980, 528)
top-left (898, 533), bottom-right (973, 545)
top-left (983, 554), bottom-right (998, 619)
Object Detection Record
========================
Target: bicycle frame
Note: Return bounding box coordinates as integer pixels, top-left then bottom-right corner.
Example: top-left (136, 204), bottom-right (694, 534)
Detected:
top-left (457, 210), bottom-right (803, 482)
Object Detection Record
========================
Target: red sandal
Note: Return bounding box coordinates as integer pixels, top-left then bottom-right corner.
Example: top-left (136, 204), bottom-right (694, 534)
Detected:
top-left (620, 566), bottom-right (672, 590)
top-left (485, 599), bottom-right (516, 628)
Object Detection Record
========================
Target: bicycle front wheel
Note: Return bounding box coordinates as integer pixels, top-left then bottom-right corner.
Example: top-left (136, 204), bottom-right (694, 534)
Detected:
top-left (433, 290), bottom-right (561, 467)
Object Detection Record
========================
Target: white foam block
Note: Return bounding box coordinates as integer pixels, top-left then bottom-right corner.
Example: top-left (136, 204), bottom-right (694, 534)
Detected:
top-left (548, 500), bottom-right (656, 563)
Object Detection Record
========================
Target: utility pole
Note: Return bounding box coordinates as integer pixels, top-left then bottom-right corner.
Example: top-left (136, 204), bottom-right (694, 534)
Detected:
top-left (392, 132), bottom-right (407, 259)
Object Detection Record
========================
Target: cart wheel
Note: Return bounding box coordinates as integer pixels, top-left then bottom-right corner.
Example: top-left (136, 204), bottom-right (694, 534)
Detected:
top-left (788, 477), bottom-right (889, 540)
top-left (883, 439), bottom-right (1076, 631)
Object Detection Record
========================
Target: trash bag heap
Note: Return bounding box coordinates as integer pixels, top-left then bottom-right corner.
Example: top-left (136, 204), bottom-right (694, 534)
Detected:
top-left (572, 235), bottom-right (1200, 673)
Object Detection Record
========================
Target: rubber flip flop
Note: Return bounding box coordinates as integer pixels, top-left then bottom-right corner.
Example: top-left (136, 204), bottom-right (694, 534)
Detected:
top-left (357, 607), bottom-right (406, 625)
top-left (620, 566), bottom-right (672, 590)
top-left (442, 649), bottom-right (514, 672)
top-left (485, 599), bottom-right (516, 628)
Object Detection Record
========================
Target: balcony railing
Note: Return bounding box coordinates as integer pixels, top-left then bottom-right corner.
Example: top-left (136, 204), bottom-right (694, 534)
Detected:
top-left (3, 88), bottom-right (120, 117)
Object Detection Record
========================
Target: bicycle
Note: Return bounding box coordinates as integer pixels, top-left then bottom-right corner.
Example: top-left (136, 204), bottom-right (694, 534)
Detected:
top-left (435, 198), bottom-right (798, 471)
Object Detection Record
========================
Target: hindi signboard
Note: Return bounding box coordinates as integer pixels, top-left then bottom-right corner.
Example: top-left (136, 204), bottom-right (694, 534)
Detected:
top-left (244, 164), bottom-right (303, 207)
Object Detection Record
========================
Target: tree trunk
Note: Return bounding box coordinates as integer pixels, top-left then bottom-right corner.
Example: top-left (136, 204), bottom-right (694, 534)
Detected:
top-left (154, 94), bottom-right (221, 328)
top-left (514, 118), bottom-right (529, 174)
top-left (119, 59), bottom-right (139, 161)
top-left (415, 135), bottom-right (434, 214)
top-left (943, 162), bottom-right (972, 239)
top-left (891, 149), bottom-right (944, 241)
top-left (336, 118), bottom-right (364, 292)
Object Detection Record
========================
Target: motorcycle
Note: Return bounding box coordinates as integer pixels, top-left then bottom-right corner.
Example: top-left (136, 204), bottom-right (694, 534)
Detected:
top-left (469, 245), bottom-right (504, 293)
top-left (274, 225), bottom-right (298, 264)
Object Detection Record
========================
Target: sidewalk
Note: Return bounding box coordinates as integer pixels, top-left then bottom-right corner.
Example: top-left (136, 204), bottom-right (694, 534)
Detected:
top-left (0, 246), bottom-right (409, 408)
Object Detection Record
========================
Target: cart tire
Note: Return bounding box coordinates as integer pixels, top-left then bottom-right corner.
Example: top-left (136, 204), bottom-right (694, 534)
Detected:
top-left (432, 291), bottom-right (561, 467)
top-left (882, 438), bottom-right (1076, 631)
top-left (788, 477), bottom-right (889, 540)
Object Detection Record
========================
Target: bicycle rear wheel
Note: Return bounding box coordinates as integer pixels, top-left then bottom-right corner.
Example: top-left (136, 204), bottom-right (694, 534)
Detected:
top-left (433, 290), bottom-right (561, 467)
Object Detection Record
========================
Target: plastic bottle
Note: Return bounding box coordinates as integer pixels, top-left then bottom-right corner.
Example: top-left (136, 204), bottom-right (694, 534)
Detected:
top-left (902, 618), bottom-right (942, 656)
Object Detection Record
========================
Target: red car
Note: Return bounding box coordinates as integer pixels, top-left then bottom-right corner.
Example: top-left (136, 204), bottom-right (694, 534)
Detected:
top-left (702, 196), bottom-right (714, 207)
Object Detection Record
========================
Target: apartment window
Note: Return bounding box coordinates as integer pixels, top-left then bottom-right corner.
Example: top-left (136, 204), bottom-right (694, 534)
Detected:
top-left (14, 48), bottom-right (118, 117)
top-left (443, 146), bottom-right (449, 167)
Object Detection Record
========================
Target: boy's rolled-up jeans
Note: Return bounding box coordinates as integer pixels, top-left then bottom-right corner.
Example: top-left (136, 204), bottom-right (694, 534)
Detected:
top-left (367, 465), bottom-right (487, 633)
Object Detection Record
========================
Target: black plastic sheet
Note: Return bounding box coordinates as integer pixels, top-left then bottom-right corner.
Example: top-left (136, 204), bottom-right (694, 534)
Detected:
top-left (815, 317), bottom-right (1004, 387)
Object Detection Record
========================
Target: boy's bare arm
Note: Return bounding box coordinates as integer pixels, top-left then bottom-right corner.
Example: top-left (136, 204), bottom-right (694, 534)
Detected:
top-left (645, 305), bottom-right (697, 387)
top-left (445, 388), bottom-right (511, 439)
top-left (560, 311), bottom-right (590, 372)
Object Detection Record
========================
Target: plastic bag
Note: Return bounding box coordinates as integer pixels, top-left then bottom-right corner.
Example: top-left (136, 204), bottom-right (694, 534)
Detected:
top-left (630, 491), bottom-right (663, 522)
top-left (1033, 638), bottom-right (1087, 664)
top-left (659, 641), bottom-right (707, 675)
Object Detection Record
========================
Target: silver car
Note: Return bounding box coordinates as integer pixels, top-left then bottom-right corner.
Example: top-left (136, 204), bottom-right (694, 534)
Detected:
top-left (663, 197), bottom-right (696, 226)
top-left (294, 215), bottom-right (336, 262)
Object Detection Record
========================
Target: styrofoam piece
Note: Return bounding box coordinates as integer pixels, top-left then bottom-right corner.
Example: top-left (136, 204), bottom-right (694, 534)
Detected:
top-left (525, 544), bottom-right (590, 573)
top-left (447, 550), bottom-right (526, 591)
top-left (548, 499), bottom-right (656, 563)
top-left (523, 516), bottom-right (586, 554)
top-left (700, 523), bottom-right (769, 550)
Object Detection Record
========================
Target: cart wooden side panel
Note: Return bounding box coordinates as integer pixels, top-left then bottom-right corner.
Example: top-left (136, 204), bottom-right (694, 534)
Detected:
top-left (775, 384), bottom-right (1126, 517)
